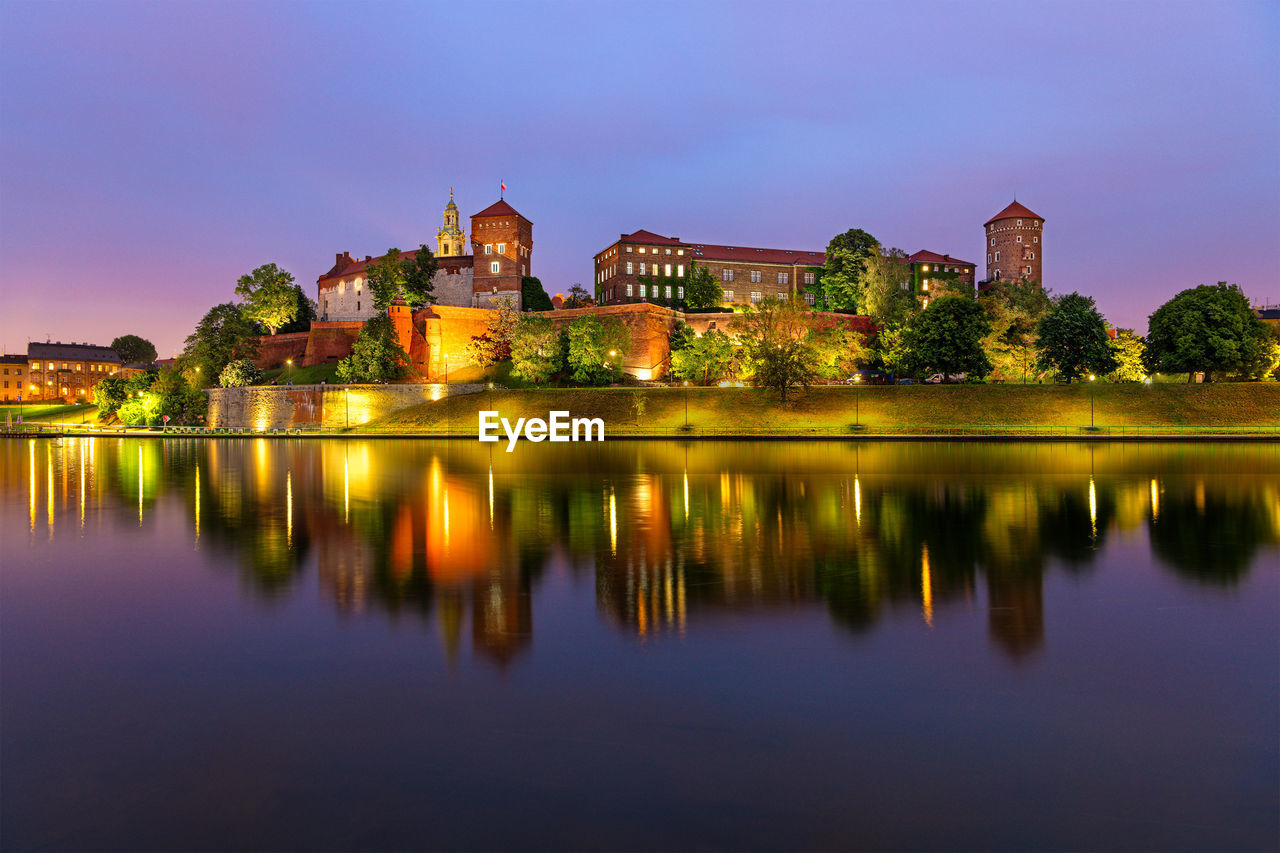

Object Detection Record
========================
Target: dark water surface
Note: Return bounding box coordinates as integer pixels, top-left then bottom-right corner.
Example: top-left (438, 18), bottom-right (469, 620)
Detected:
top-left (2, 438), bottom-right (1277, 851)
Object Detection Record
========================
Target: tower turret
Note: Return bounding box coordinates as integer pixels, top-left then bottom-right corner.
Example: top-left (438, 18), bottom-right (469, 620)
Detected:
top-left (984, 200), bottom-right (1043, 285)
top-left (436, 188), bottom-right (466, 257)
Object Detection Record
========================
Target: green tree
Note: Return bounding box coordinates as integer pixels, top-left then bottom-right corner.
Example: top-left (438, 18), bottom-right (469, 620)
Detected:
top-left (336, 314), bottom-right (408, 383)
top-left (109, 334), bottom-right (157, 365)
top-left (669, 320), bottom-right (696, 352)
top-left (1146, 283), bottom-right (1272, 382)
top-left (1109, 329), bottom-right (1147, 382)
top-left (683, 262), bottom-right (724, 309)
top-left (809, 323), bottom-right (868, 380)
top-left (875, 321), bottom-right (912, 377)
top-left (902, 295), bottom-right (993, 381)
top-left (509, 315), bottom-right (560, 384)
top-left (521, 276), bottom-right (554, 312)
top-left (563, 283), bottom-right (594, 309)
top-left (565, 315), bottom-right (629, 385)
top-left (735, 297), bottom-right (822, 401)
top-left (367, 247), bottom-right (437, 310)
top-left (813, 228), bottom-right (879, 312)
top-left (671, 330), bottom-right (736, 386)
top-left (219, 358), bottom-right (264, 387)
top-left (277, 286), bottom-right (318, 334)
top-left (234, 263), bottom-right (299, 334)
top-left (978, 280), bottom-right (1053, 382)
top-left (1035, 292), bottom-right (1117, 381)
top-left (1246, 327), bottom-right (1280, 381)
top-left (861, 247), bottom-right (916, 324)
top-left (183, 302), bottom-right (260, 382)
top-left (125, 369), bottom-right (158, 396)
top-left (401, 245), bottom-right (438, 306)
top-left (93, 375), bottom-right (127, 416)
top-left (117, 367), bottom-right (205, 426)
top-left (631, 390), bottom-right (648, 425)
top-left (466, 298), bottom-right (519, 369)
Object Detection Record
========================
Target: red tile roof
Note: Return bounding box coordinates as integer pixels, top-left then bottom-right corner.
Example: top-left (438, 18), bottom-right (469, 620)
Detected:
top-left (906, 249), bottom-right (976, 267)
top-left (985, 200), bottom-right (1042, 226)
top-left (620, 229), bottom-right (685, 246)
top-left (319, 249), bottom-right (471, 283)
top-left (473, 198), bottom-right (525, 219)
top-left (689, 243), bottom-right (825, 266)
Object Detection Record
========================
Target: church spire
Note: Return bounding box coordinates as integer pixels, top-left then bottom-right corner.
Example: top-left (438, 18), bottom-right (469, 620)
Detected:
top-left (437, 189), bottom-right (465, 257)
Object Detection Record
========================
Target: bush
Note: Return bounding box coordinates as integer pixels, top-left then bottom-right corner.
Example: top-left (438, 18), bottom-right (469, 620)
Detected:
top-left (219, 358), bottom-right (264, 387)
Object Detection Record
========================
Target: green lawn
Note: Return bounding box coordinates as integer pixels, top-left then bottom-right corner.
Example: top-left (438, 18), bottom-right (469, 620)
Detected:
top-left (262, 363), bottom-right (342, 386)
top-left (364, 383), bottom-right (1280, 433)
top-left (0, 403), bottom-right (98, 423)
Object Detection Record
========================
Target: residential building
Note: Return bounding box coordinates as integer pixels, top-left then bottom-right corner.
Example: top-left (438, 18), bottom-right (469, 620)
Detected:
top-left (985, 200), bottom-right (1043, 284)
top-left (1, 354), bottom-right (27, 402)
top-left (905, 250), bottom-right (977, 306)
top-left (26, 342), bottom-right (123, 402)
top-left (594, 230), bottom-right (825, 306)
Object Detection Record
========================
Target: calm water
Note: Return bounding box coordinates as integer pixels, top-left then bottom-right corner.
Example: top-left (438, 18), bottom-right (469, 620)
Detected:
top-left (1, 438), bottom-right (1277, 851)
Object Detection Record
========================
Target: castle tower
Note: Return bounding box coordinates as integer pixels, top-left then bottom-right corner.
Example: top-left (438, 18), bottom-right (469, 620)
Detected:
top-left (470, 197), bottom-right (531, 309)
top-left (984, 200), bottom-right (1043, 284)
top-left (436, 189), bottom-right (466, 257)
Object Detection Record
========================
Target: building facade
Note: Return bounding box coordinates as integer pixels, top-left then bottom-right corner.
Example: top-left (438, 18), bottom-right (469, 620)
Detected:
top-left (905, 250), bottom-right (977, 305)
top-left (1, 354), bottom-right (27, 402)
top-left (985, 200), bottom-right (1043, 284)
top-left (317, 193), bottom-right (529, 321)
top-left (26, 342), bottom-right (122, 402)
top-left (594, 229), bottom-right (825, 307)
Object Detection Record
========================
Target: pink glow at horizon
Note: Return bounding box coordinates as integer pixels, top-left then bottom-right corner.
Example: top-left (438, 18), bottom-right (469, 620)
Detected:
top-left (1, 0), bottom-right (1277, 357)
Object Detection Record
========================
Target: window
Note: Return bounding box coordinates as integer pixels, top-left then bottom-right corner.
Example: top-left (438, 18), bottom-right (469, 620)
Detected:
top-left (724, 290), bottom-right (734, 301)
top-left (805, 292), bottom-right (815, 306)
top-left (1025, 266), bottom-right (1032, 275)
top-left (639, 247), bottom-right (646, 254)
top-left (923, 265), bottom-right (930, 273)
top-left (922, 282), bottom-right (929, 291)
top-left (750, 271), bottom-right (761, 283)
top-left (497, 243), bottom-right (505, 253)
top-left (490, 261), bottom-right (500, 273)
top-left (1017, 219), bottom-right (1022, 226)
top-left (626, 284), bottom-right (633, 297)
top-left (665, 248), bottom-right (671, 255)
top-left (677, 286), bottom-right (684, 299)
top-left (778, 272), bottom-right (789, 285)
top-left (338, 280), bottom-right (346, 294)
top-left (1033, 236), bottom-right (1038, 244)
top-left (1028, 252), bottom-right (1035, 259)
top-left (626, 261), bottom-right (633, 274)
top-left (990, 238), bottom-right (995, 246)
top-left (994, 251), bottom-right (1000, 261)
top-left (355, 277), bottom-right (362, 292)
top-left (356, 301), bottom-right (360, 311)
top-left (62, 363), bottom-right (67, 370)
top-left (522, 264), bottom-right (526, 276)
top-left (677, 265), bottom-right (684, 277)
top-left (778, 292), bottom-right (788, 302)
top-left (677, 249), bottom-right (684, 256)
top-left (484, 244), bottom-right (493, 254)
top-left (1016, 236), bottom-right (1022, 243)
top-left (722, 269), bottom-right (734, 281)
top-left (626, 246), bottom-right (633, 253)
top-left (804, 272), bottom-right (815, 285)
top-left (75, 364), bottom-right (81, 371)
top-left (750, 291), bottom-right (762, 303)
top-left (664, 264), bottom-right (672, 276)
top-left (638, 284), bottom-right (646, 298)
top-left (987, 254), bottom-right (992, 264)
top-left (640, 263), bottom-right (646, 275)
top-left (664, 285), bottom-right (672, 299)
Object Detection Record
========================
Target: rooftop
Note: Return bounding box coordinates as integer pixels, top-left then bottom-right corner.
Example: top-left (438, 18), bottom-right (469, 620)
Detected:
top-left (28, 342), bottom-right (121, 361)
top-left (985, 200), bottom-right (1043, 226)
top-left (906, 249), bottom-right (977, 268)
top-left (609, 229), bottom-right (824, 265)
top-left (472, 198), bottom-right (527, 220)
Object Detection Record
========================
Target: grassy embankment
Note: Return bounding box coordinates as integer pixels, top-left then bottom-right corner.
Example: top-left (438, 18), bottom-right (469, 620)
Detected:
top-left (262, 363), bottom-right (342, 385)
top-left (363, 383), bottom-right (1280, 434)
top-left (0, 403), bottom-right (97, 423)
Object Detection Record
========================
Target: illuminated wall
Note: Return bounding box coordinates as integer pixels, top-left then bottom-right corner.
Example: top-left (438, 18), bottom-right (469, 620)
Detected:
top-left (206, 383), bottom-right (485, 430)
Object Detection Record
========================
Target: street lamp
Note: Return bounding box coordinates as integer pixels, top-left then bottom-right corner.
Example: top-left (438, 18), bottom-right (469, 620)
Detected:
top-left (683, 381), bottom-right (689, 428)
top-left (1088, 374), bottom-right (1097, 427)
top-left (344, 387), bottom-right (350, 430)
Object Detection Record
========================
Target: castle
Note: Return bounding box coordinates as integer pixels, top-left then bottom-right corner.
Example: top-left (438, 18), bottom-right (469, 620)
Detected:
top-left (317, 190), bottom-right (531, 320)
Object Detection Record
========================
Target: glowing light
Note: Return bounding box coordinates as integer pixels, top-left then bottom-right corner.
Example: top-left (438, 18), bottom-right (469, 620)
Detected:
top-left (343, 454), bottom-right (350, 523)
top-left (1089, 477), bottom-right (1097, 538)
top-left (138, 445), bottom-right (143, 525)
top-left (1150, 478), bottom-right (1159, 520)
top-left (79, 447), bottom-right (85, 530)
top-left (286, 471), bottom-right (293, 548)
top-left (921, 544), bottom-right (934, 627)
top-left (47, 449), bottom-right (54, 536)
top-left (1088, 374), bottom-right (1096, 381)
top-left (609, 488), bottom-right (617, 555)
top-left (488, 466), bottom-right (494, 530)
top-left (195, 464), bottom-right (201, 543)
top-left (29, 440), bottom-right (36, 534)
top-left (683, 471), bottom-right (689, 521)
top-left (854, 476), bottom-right (862, 525)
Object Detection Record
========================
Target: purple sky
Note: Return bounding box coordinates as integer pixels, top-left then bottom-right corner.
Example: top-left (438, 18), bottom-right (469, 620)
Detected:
top-left (2, 0), bottom-right (1277, 357)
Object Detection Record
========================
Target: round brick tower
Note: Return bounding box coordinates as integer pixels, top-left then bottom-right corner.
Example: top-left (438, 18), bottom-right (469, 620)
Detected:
top-left (984, 200), bottom-right (1043, 285)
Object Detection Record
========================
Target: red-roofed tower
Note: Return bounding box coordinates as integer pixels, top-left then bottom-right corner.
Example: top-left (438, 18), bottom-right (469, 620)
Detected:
top-left (984, 200), bottom-right (1043, 285)
top-left (470, 198), bottom-right (531, 309)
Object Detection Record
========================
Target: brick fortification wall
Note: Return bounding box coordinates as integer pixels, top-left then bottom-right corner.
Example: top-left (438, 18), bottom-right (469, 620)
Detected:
top-left (207, 383), bottom-right (485, 430)
top-left (252, 332), bottom-right (311, 369)
top-left (304, 322), bottom-right (364, 365)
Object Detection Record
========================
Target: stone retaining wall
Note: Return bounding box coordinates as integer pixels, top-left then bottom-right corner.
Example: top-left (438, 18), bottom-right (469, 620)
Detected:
top-left (207, 383), bottom-right (485, 430)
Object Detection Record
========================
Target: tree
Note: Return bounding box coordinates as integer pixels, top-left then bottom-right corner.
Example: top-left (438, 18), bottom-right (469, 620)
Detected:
top-left (521, 276), bottom-right (554, 312)
top-left (1146, 283), bottom-right (1271, 382)
top-left (117, 367), bottom-right (205, 426)
top-left (631, 390), bottom-right (648, 425)
top-left (669, 320), bottom-right (696, 353)
top-left (466, 298), bottom-right (519, 369)
top-left (234, 263), bottom-right (299, 334)
top-left (336, 314), bottom-right (408, 383)
top-left (367, 247), bottom-right (436, 310)
top-left (735, 297), bottom-right (823, 401)
top-left (902, 295), bottom-right (993, 381)
top-left (860, 247), bottom-right (916, 324)
top-left (510, 315), bottom-right (560, 384)
top-left (93, 375), bottom-right (127, 416)
top-left (565, 315), bottom-right (629, 385)
top-left (183, 302), bottom-right (260, 381)
top-left (683, 262), bottom-right (724, 309)
top-left (109, 334), bottom-right (157, 365)
top-left (978, 279), bottom-right (1053, 381)
top-left (563, 283), bottom-right (594, 309)
top-left (671, 330), bottom-right (736, 386)
top-left (219, 358), bottom-right (264, 388)
top-left (1035, 292), bottom-right (1117, 381)
top-left (809, 323), bottom-right (868, 380)
top-left (1245, 327), bottom-right (1280, 381)
top-left (811, 228), bottom-right (879, 312)
top-left (277, 286), bottom-right (319, 334)
top-left (1109, 330), bottom-right (1147, 382)
top-left (401, 245), bottom-right (438, 307)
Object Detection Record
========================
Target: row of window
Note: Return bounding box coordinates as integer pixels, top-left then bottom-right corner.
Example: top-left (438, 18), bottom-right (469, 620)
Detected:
top-left (625, 284), bottom-right (686, 299)
top-left (28, 362), bottom-right (114, 372)
top-left (919, 265), bottom-right (972, 274)
top-left (718, 269), bottom-right (814, 284)
top-left (1, 368), bottom-right (25, 376)
top-left (987, 219), bottom-right (1040, 231)
top-left (987, 252), bottom-right (1036, 263)
top-left (989, 235), bottom-right (1039, 246)
top-left (337, 277), bottom-right (363, 294)
top-left (627, 246), bottom-right (684, 256)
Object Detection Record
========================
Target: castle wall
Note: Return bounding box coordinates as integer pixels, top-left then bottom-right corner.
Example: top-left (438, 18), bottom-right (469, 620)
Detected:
top-left (304, 322), bottom-right (364, 365)
top-left (252, 332), bottom-right (311, 369)
top-left (206, 382), bottom-right (485, 430)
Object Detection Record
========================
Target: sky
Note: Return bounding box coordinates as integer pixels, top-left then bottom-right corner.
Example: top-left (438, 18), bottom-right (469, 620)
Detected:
top-left (2, 0), bottom-right (1277, 356)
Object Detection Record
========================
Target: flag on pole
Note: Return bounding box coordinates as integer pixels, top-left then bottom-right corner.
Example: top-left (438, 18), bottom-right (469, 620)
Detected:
top-left (501, 181), bottom-right (507, 193)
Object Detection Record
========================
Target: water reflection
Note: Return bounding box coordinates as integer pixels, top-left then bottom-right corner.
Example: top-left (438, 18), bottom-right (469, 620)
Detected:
top-left (3, 438), bottom-right (1278, 665)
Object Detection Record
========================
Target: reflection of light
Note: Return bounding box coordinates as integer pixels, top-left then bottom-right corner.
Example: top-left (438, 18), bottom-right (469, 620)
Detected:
top-left (1195, 481), bottom-right (1205, 515)
top-left (47, 448), bottom-right (54, 535)
top-left (854, 476), bottom-right (862, 525)
top-left (1150, 478), bottom-right (1159, 520)
top-left (443, 489), bottom-right (450, 547)
top-left (683, 471), bottom-right (689, 521)
top-left (343, 453), bottom-right (350, 523)
top-left (609, 488), bottom-right (617, 556)
top-left (677, 566), bottom-right (687, 636)
top-left (286, 471), bottom-right (293, 548)
top-left (138, 444), bottom-right (143, 525)
top-left (921, 544), bottom-right (933, 627)
top-left (29, 440), bottom-right (36, 534)
top-left (79, 446), bottom-right (85, 530)
top-left (195, 464), bottom-right (201, 543)
top-left (1089, 477), bottom-right (1097, 538)
top-left (488, 466), bottom-right (494, 530)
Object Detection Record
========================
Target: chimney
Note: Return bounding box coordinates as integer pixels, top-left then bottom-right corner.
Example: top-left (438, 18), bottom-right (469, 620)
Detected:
top-left (365, 255), bottom-right (372, 262)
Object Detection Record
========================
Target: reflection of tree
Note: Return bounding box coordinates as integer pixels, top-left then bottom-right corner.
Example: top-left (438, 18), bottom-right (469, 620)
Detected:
top-left (1149, 485), bottom-right (1277, 586)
